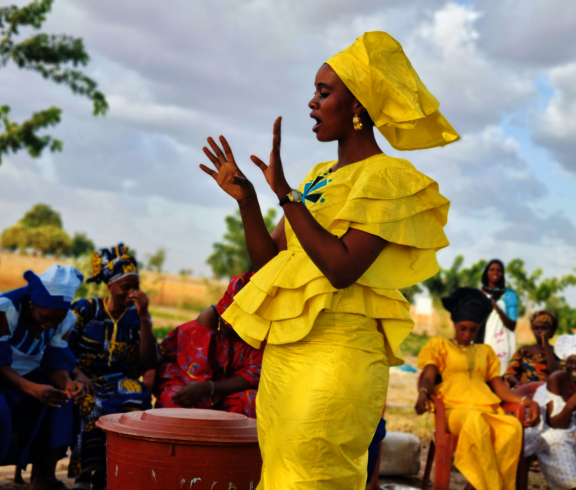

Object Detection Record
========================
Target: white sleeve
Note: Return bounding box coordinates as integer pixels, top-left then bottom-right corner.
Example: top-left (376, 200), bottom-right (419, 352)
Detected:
top-left (48, 310), bottom-right (77, 348)
top-left (545, 389), bottom-right (567, 418)
top-left (0, 297), bottom-right (19, 341)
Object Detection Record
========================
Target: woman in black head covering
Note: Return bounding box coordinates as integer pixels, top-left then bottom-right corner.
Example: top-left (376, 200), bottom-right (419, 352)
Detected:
top-left (415, 287), bottom-right (539, 490)
top-left (478, 260), bottom-right (519, 374)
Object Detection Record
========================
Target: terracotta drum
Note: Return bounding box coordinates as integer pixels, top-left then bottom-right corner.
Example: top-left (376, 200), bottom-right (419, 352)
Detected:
top-left (96, 408), bottom-right (262, 490)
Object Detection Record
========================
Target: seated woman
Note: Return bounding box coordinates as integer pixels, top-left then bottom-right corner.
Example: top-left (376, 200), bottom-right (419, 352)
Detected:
top-left (416, 287), bottom-right (539, 490)
top-left (154, 272), bottom-right (263, 418)
top-left (504, 310), bottom-right (562, 388)
top-left (0, 265), bottom-right (85, 490)
top-left (67, 244), bottom-right (159, 490)
top-left (525, 334), bottom-right (576, 490)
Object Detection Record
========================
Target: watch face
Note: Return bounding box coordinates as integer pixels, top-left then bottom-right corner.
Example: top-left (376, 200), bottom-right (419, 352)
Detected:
top-left (290, 189), bottom-right (302, 202)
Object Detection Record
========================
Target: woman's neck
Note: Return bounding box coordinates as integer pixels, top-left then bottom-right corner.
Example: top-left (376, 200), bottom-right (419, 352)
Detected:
top-left (333, 128), bottom-right (383, 171)
top-left (105, 296), bottom-right (125, 318)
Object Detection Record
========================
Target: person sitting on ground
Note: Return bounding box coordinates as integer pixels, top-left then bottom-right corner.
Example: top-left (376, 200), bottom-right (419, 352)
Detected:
top-left (154, 271), bottom-right (263, 418)
top-left (0, 265), bottom-right (86, 490)
top-left (416, 287), bottom-right (540, 490)
top-left (524, 334), bottom-right (576, 490)
top-left (504, 310), bottom-right (562, 388)
top-left (67, 244), bottom-right (159, 490)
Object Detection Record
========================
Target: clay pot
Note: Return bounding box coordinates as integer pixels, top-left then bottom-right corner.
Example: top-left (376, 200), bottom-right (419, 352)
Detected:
top-left (96, 408), bottom-right (261, 489)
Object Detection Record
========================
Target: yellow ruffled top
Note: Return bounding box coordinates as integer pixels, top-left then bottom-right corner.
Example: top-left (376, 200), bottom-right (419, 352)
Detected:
top-left (223, 153), bottom-right (450, 365)
top-left (418, 337), bottom-right (502, 408)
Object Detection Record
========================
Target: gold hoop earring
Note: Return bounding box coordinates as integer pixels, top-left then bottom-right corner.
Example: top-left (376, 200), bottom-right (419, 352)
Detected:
top-left (353, 114), bottom-right (363, 131)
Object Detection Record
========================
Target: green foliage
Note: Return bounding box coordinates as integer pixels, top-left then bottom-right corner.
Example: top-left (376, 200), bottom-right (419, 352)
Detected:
top-left (72, 253), bottom-right (107, 300)
top-left (149, 309), bottom-right (190, 322)
top-left (207, 208), bottom-right (277, 279)
top-left (399, 283), bottom-right (423, 304)
top-left (401, 333), bottom-right (430, 357)
top-left (506, 258), bottom-right (576, 322)
top-left (0, 203), bottom-right (97, 259)
top-left (0, 105), bottom-right (62, 162)
top-left (1, 203), bottom-right (71, 256)
top-left (422, 255), bottom-right (487, 303)
top-left (544, 296), bottom-right (576, 335)
top-left (20, 203), bottom-right (62, 228)
top-left (152, 326), bottom-right (174, 341)
top-left (0, 0), bottom-right (108, 164)
top-left (147, 248), bottom-right (166, 273)
top-left (70, 232), bottom-right (95, 258)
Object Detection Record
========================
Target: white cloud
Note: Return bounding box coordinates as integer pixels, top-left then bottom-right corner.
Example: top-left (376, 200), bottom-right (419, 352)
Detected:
top-left (533, 63), bottom-right (576, 172)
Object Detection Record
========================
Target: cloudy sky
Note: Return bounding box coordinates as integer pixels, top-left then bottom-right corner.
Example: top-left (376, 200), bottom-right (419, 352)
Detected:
top-left (1, 0), bottom-right (575, 295)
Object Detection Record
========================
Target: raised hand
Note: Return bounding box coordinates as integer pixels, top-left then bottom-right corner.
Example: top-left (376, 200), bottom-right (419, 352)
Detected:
top-left (250, 117), bottom-right (291, 198)
top-left (200, 136), bottom-right (256, 202)
top-left (128, 290), bottom-right (150, 319)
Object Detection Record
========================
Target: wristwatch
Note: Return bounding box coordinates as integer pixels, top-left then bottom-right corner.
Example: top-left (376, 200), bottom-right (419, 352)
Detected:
top-left (279, 189), bottom-right (303, 207)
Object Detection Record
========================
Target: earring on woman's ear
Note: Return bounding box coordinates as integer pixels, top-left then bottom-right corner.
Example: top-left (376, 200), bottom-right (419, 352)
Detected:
top-left (353, 114), bottom-right (363, 131)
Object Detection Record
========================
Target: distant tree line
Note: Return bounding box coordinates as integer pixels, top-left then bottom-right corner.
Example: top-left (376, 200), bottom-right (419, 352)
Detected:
top-left (1, 203), bottom-right (94, 257)
top-left (208, 211), bottom-right (576, 334)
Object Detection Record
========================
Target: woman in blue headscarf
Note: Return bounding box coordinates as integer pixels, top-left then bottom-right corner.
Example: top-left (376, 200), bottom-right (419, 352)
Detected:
top-left (67, 244), bottom-right (159, 490)
top-left (0, 264), bottom-right (86, 490)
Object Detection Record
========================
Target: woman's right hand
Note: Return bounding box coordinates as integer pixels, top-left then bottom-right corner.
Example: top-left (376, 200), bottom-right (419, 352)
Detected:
top-left (415, 390), bottom-right (432, 415)
top-left (200, 136), bottom-right (257, 202)
top-left (29, 383), bottom-right (70, 407)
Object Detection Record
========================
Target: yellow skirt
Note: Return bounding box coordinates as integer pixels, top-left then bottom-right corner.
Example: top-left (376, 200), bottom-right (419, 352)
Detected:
top-left (446, 404), bottom-right (523, 490)
top-left (255, 311), bottom-right (389, 489)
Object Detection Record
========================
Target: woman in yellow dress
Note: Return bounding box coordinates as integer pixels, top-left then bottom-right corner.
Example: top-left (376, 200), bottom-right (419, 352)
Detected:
top-left (199, 32), bottom-right (457, 489)
top-left (416, 287), bottom-right (540, 490)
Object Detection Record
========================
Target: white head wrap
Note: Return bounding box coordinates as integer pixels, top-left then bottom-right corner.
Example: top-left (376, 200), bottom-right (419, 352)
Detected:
top-left (554, 335), bottom-right (576, 361)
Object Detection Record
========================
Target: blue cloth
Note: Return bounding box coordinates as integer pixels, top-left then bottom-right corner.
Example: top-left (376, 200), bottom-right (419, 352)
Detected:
top-left (0, 370), bottom-right (73, 468)
top-left (0, 394), bottom-right (11, 462)
top-left (0, 340), bottom-right (12, 368)
top-left (502, 290), bottom-right (518, 322)
top-left (67, 297), bottom-right (155, 477)
top-left (367, 418), bottom-right (387, 483)
top-left (87, 243), bottom-right (138, 285)
top-left (1, 287), bottom-right (77, 375)
top-left (23, 266), bottom-right (83, 310)
top-left (41, 345), bottom-right (76, 372)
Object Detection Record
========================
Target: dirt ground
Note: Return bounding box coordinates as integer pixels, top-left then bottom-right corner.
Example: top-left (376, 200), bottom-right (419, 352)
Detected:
top-left (0, 363), bottom-right (551, 490)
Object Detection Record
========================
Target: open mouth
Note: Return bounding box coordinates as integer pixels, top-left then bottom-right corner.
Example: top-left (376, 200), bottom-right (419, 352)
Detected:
top-left (310, 114), bottom-right (322, 132)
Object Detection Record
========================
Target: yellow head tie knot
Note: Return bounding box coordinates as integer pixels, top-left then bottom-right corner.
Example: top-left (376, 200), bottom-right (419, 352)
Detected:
top-left (326, 31), bottom-right (460, 151)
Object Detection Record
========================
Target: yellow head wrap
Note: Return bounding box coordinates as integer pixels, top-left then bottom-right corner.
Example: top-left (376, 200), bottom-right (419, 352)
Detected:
top-left (326, 31), bottom-right (460, 151)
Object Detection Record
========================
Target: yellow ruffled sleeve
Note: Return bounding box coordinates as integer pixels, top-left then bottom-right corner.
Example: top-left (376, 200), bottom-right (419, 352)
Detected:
top-left (417, 337), bottom-right (447, 373)
top-left (330, 156), bottom-right (450, 289)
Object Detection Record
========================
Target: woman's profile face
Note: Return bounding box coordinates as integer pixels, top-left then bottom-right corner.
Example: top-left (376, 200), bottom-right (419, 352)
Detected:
top-left (565, 355), bottom-right (576, 379)
top-left (454, 320), bottom-right (480, 346)
top-left (308, 64), bottom-right (360, 142)
top-left (107, 274), bottom-right (140, 308)
top-left (487, 263), bottom-right (503, 286)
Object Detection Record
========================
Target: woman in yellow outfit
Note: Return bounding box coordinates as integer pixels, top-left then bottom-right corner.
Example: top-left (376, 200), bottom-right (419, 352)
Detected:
top-left (416, 287), bottom-right (540, 490)
top-left (200, 32), bottom-right (456, 489)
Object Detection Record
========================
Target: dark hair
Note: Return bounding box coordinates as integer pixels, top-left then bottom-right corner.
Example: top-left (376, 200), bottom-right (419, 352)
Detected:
top-left (481, 259), bottom-right (506, 289)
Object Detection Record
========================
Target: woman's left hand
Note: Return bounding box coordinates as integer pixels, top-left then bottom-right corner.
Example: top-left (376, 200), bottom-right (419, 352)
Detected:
top-left (250, 117), bottom-right (291, 198)
top-left (129, 290), bottom-right (150, 319)
top-left (65, 379), bottom-right (87, 404)
top-left (524, 400), bottom-right (541, 427)
top-left (73, 369), bottom-right (95, 398)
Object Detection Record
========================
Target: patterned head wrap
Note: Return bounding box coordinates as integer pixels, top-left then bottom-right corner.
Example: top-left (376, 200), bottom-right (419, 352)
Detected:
top-left (554, 335), bottom-right (576, 361)
top-left (216, 271), bottom-right (254, 327)
top-left (87, 243), bottom-right (138, 284)
top-left (24, 265), bottom-right (84, 310)
top-left (530, 310), bottom-right (558, 333)
top-left (326, 31), bottom-right (460, 151)
top-left (442, 287), bottom-right (493, 325)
